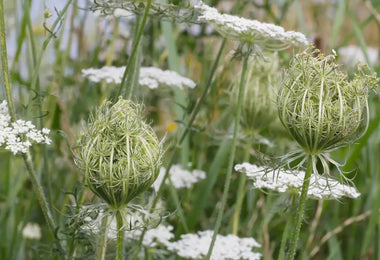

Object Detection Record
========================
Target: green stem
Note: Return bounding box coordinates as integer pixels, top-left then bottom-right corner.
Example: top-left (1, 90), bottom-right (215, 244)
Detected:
top-left (116, 210), bottom-right (124, 260)
top-left (116, 0), bottom-right (152, 99)
top-left (179, 39), bottom-right (227, 144)
top-left (232, 139), bottom-right (252, 235)
top-left (287, 155), bottom-right (314, 260)
top-left (97, 215), bottom-right (110, 260)
top-left (26, 0), bottom-right (73, 120)
top-left (278, 196), bottom-right (296, 260)
top-left (131, 39), bottom-right (226, 260)
top-left (0, 0), bottom-right (15, 119)
top-left (0, 0), bottom-right (65, 254)
top-left (205, 54), bottom-right (249, 259)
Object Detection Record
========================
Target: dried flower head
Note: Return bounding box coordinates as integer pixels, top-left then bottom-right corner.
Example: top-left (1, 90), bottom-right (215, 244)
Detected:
top-left (195, 1), bottom-right (308, 50)
top-left (75, 98), bottom-right (163, 209)
top-left (278, 48), bottom-right (378, 155)
top-left (231, 54), bottom-right (280, 133)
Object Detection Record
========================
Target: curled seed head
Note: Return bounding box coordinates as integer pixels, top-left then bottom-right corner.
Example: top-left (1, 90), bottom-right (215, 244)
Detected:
top-left (75, 97), bottom-right (163, 209)
top-left (231, 54), bottom-right (280, 134)
top-left (277, 48), bottom-right (378, 155)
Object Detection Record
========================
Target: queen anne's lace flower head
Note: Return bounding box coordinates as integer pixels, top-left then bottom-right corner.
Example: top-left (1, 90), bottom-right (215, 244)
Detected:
top-left (195, 1), bottom-right (308, 50)
top-left (152, 164), bottom-right (206, 192)
top-left (82, 66), bottom-right (196, 89)
top-left (167, 230), bottom-right (262, 260)
top-left (235, 163), bottom-right (360, 199)
top-left (75, 98), bottom-right (164, 209)
top-left (0, 100), bottom-right (51, 155)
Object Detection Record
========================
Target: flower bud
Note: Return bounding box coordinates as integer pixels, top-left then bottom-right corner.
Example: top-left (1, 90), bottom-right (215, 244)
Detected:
top-left (277, 48), bottom-right (378, 155)
top-left (231, 54), bottom-right (280, 134)
top-left (75, 98), bottom-right (163, 209)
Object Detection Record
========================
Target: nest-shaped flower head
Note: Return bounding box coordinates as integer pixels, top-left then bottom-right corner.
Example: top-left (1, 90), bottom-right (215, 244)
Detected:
top-left (278, 48), bottom-right (378, 155)
top-left (75, 97), bottom-right (163, 209)
top-left (231, 53), bottom-right (280, 134)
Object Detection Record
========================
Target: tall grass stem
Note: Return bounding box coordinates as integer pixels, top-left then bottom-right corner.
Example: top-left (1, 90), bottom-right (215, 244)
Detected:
top-left (205, 54), bottom-right (249, 259)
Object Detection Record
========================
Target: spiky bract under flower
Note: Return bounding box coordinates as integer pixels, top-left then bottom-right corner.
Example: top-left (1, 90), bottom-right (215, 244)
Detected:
top-left (278, 48), bottom-right (378, 155)
top-left (75, 98), bottom-right (163, 209)
top-left (231, 54), bottom-right (280, 134)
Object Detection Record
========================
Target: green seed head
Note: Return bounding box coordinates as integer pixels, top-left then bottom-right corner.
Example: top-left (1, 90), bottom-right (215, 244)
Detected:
top-left (75, 97), bottom-right (163, 209)
top-left (277, 48), bottom-right (378, 155)
top-left (231, 54), bottom-right (280, 134)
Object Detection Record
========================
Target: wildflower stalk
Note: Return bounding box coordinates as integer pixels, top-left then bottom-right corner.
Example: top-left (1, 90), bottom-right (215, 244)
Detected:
top-left (205, 54), bottom-right (249, 259)
top-left (287, 155), bottom-right (313, 260)
top-left (232, 139), bottom-right (252, 235)
top-left (116, 210), bottom-right (124, 260)
top-left (130, 39), bottom-right (226, 260)
top-left (96, 215), bottom-right (110, 260)
top-left (278, 196), bottom-right (296, 260)
top-left (0, 0), bottom-right (63, 253)
top-left (0, 0), bottom-right (15, 120)
top-left (116, 0), bottom-right (152, 99)
top-left (179, 39), bottom-right (227, 144)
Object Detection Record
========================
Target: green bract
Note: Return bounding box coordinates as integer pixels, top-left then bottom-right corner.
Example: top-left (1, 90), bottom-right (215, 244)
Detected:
top-left (75, 98), bottom-right (163, 209)
top-left (277, 48), bottom-right (378, 155)
top-left (231, 54), bottom-right (280, 134)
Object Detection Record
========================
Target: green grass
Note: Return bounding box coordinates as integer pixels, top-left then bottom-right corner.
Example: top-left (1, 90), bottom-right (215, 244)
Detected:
top-left (0, 0), bottom-right (379, 259)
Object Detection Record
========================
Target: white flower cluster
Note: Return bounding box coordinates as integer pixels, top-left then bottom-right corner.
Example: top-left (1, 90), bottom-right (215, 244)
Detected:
top-left (167, 230), bottom-right (262, 260)
top-left (152, 164), bottom-right (206, 192)
top-left (0, 101), bottom-right (51, 155)
top-left (338, 45), bottom-right (379, 67)
top-left (235, 163), bottom-right (360, 199)
top-left (195, 1), bottom-right (308, 49)
top-left (82, 66), bottom-right (196, 89)
top-left (82, 211), bottom-right (174, 247)
top-left (22, 222), bottom-right (42, 240)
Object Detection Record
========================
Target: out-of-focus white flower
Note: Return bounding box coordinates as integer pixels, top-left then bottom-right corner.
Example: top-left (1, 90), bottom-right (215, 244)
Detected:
top-left (152, 164), bottom-right (206, 192)
top-left (81, 210), bottom-right (174, 247)
top-left (235, 163), bottom-right (361, 199)
top-left (0, 101), bottom-right (52, 154)
top-left (338, 45), bottom-right (378, 67)
top-left (195, 1), bottom-right (308, 49)
top-left (22, 223), bottom-right (42, 240)
top-left (178, 23), bottom-right (214, 36)
top-left (167, 230), bottom-right (262, 260)
top-left (81, 66), bottom-right (196, 89)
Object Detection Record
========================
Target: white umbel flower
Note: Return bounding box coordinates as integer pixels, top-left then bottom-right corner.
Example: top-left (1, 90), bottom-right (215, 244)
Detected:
top-left (152, 164), bottom-right (206, 192)
top-left (195, 1), bottom-right (308, 49)
top-left (0, 101), bottom-right (52, 155)
top-left (81, 66), bottom-right (196, 89)
top-left (81, 210), bottom-right (174, 247)
top-left (338, 45), bottom-right (379, 67)
top-left (235, 163), bottom-right (360, 199)
top-left (167, 230), bottom-right (262, 260)
top-left (22, 222), bottom-right (42, 240)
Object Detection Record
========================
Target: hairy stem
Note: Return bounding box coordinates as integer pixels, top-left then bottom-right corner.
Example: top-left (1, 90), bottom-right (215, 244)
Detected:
top-left (116, 0), bottom-right (152, 99)
top-left (97, 215), bottom-right (110, 260)
top-left (116, 210), bottom-right (124, 260)
top-left (205, 54), bottom-right (249, 259)
top-left (232, 139), bottom-right (252, 235)
top-left (287, 155), bottom-right (313, 260)
top-left (278, 196), bottom-right (296, 260)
